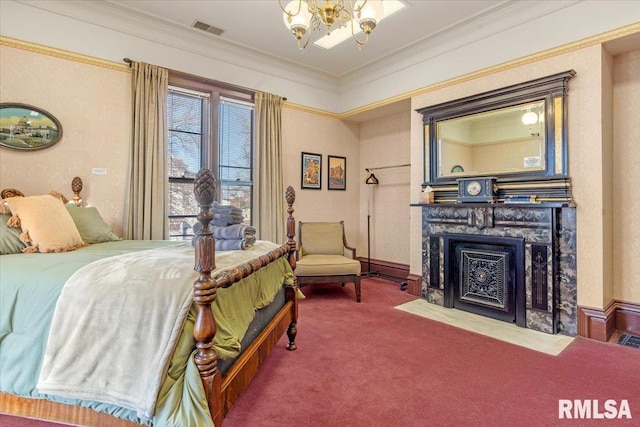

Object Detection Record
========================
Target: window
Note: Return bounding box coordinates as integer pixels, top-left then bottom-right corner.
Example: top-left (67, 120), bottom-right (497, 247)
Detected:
top-left (167, 73), bottom-right (254, 240)
top-left (218, 99), bottom-right (254, 224)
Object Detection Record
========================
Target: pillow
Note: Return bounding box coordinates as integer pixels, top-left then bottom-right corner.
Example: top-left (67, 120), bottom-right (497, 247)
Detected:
top-left (4, 195), bottom-right (85, 253)
top-left (65, 205), bottom-right (122, 244)
top-left (0, 213), bottom-right (29, 254)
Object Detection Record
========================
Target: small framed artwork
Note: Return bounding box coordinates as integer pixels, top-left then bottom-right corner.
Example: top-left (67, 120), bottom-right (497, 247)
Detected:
top-left (301, 152), bottom-right (322, 189)
top-left (328, 155), bottom-right (346, 190)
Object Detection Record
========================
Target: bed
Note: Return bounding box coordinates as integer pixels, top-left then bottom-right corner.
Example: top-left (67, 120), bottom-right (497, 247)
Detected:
top-left (0, 168), bottom-right (299, 427)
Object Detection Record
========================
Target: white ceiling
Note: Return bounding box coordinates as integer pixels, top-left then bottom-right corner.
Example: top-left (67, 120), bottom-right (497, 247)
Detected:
top-left (106, 0), bottom-right (521, 78)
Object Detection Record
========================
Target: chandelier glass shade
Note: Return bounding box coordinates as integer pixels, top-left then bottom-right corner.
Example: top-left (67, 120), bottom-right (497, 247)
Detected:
top-left (279, 0), bottom-right (384, 51)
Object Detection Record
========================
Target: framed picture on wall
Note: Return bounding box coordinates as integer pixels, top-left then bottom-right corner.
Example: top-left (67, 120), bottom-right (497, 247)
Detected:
top-left (0, 103), bottom-right (63, 151)
top-left (328, 155), bottom-right (346, 190)
top-left (301, 152), bottom-right (322, 189)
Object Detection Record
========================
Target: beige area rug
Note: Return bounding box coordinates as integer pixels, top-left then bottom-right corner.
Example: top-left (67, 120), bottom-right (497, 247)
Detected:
top-left (394, 299), bottom-right (574, 356)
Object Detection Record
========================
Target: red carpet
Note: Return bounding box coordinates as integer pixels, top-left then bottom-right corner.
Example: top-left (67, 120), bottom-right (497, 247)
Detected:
top-left (223, 278), bottom-right (639, 427)
top-left (3, 278), bottom-right (638, 426)
top-left (0, 416), bottom-right (68, 427)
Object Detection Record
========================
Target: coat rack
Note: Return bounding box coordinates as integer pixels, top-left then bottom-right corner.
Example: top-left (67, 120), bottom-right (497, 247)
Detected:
top-left (363, 163), bottom-right (410, 290)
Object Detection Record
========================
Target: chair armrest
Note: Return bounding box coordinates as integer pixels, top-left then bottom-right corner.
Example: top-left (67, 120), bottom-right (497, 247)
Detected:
top-left (343, 245), bottom-right (356, 259)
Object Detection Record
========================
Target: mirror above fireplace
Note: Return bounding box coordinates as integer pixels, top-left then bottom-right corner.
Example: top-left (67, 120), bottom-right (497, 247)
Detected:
top-left (437, 100), bottom-right (546, 178)
top-left (418, 70), bottom-right (576, 184)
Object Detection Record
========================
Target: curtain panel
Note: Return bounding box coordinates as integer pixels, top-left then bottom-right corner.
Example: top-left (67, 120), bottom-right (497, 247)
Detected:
top-left (254, 92), bottom-right (284, 243)
top-left (124, 62), bottom-right (169, 240)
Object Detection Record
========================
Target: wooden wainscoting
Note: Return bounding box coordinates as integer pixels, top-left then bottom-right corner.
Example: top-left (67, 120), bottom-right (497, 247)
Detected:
top-left (405, 274), bottom-right (422, 297)
top-left (357, 258), bottom-right (421, 293)
top-left (578, 300), bottom-right (640, 341)
top-left (616, 301), bottom-right (640, 335)
top-left (358, 258), bottom-right (409, 281)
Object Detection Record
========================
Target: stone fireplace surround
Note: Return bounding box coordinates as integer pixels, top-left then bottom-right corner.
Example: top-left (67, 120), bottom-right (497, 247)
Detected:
top-left (420, 203), bottom-right (577, 336)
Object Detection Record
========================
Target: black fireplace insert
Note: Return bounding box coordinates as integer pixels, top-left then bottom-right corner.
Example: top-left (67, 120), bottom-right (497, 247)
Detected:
top-left (444, 234), bottom-right (526, 327)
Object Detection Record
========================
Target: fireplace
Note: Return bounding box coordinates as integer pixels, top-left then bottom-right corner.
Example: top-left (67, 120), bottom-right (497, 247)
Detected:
top-left (419, 205), bottom-right (577, 336)
top-left (444, 234), bottom-right (526, 327)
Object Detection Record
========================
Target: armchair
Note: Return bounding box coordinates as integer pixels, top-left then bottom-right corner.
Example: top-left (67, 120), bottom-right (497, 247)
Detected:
top-left (295, 221), bottom-right (361, 302)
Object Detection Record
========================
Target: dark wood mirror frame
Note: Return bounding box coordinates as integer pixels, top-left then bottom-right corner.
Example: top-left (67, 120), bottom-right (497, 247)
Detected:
top-left (416, 70), bottom-right (576, 204)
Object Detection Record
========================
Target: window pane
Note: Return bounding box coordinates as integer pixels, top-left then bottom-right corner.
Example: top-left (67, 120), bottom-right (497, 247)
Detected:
top-left (168, 89), bottom-right (206, 179)
top-left (168, 181), bottom-right (199, 240)
top-left (219, 100), bottom-right (252, 170)
top-left (169, 132), bottom-right (201, 178)
top-left (219, 184), bottom-right (251, 224)
top-left (168, 91), bottom-right (203, 133)
top-left (219, 166), bottom-right (251, 182)
top-left (168, 181), bottom-right (199, 216)
top-left (168, 216), bottom-right (198, 240)
top-left (219, 98), bottom-right (253, 223)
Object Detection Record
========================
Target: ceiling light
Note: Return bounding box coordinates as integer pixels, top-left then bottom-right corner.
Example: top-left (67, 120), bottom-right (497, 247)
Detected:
top-left (280, 0), bottom-right (393, 51)
top-left (521, 111), bottom-right (539, 126)
top-left (315, 0), bottom-right (405, 49)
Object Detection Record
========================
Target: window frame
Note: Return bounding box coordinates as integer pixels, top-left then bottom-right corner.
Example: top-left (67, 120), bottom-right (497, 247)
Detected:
top-left (167, 71), bottom-right (254, 240)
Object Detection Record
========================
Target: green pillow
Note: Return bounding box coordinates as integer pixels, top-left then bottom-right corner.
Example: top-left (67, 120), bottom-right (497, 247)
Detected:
top-left (65, 205), bottom-right (121, 244)
top-left (0, 212), bottom-right (28, 254)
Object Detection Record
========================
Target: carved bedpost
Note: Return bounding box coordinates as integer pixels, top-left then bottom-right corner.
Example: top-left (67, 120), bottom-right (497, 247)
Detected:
top-left (192, 168), bottom-right (223, 425)
top-left (71, 177), bottom-right (83, 207)
top-left (284, 185), bottom-right (298, 351)
top-left (285, 186), bottom-right (297, 270)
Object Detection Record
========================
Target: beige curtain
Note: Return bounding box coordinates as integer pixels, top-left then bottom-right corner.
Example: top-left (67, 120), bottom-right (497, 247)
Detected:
top-left (254, 92), bottom-right (284, 243)
top-left (124, 62), bottom-right (168, 240)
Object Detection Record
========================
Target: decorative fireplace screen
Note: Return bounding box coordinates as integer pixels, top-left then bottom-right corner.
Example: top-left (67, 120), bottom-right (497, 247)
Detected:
top-left (459, 248), bottom-right (509, 310)
top-left (444, 234), bottom-right (526, 328)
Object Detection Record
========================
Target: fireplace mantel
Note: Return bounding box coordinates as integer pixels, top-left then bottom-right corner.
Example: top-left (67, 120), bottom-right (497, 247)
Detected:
top-left (414, 202), bottom-right (577, 336)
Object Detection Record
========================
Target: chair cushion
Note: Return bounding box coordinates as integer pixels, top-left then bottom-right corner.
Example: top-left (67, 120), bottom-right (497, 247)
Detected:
top-left (295, 254), bottom-right (361, 276)
top-left (300, 222), bottom-right (344, 255)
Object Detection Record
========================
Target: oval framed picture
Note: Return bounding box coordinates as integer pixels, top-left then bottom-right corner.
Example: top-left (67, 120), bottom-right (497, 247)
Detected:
top-left (0, 103), bottom-right (63, 151)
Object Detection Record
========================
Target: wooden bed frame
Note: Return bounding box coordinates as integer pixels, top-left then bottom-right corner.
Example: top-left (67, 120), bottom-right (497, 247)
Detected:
top-left (0, 168), bottom-right (299, 427)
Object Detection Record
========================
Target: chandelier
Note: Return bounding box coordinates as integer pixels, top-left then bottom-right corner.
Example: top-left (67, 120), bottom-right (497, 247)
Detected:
top-left (279, 0), bottom-right (384, 51)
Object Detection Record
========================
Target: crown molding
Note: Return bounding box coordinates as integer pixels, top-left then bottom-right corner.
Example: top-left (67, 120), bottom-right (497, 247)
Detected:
top-left (337, 0), bottom-right (580, 92)
top-left (4, 1), bottom-right (639, 123)
top-left (0, 31), bottom-right (342, 121)
top-left (16, 0), bottom-right (339, 94)
top-left (0, 35), bottom-right (129, 72)
top-left (340, 22), bottom-right (640, 119)
top-left (283, 102), bottom-right (340, 120)
top-left (4, 22), bottom-right (637, 124)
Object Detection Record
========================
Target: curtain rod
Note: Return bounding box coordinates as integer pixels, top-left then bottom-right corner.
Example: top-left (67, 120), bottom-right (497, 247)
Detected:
top-left (122, 58), bottom-right (287, 100)
top-left (365, 163), bottom-right (410, 172)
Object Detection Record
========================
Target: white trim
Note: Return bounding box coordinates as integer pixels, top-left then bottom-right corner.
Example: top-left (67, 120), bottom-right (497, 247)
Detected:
top-left (169, 85), bottom-right (210, 98)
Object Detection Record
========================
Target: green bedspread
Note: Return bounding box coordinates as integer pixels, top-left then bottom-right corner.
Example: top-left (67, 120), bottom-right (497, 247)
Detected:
top-left (0, 240), bottom-right (294, 426)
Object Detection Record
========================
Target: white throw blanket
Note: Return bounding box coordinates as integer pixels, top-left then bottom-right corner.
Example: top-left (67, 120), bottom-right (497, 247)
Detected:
top-left (37, 240), bottom-right (280, 420)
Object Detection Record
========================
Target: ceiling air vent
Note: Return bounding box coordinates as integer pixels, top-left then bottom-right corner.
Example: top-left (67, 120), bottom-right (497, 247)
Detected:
top-left (192, 20), bottom-right (224, 36)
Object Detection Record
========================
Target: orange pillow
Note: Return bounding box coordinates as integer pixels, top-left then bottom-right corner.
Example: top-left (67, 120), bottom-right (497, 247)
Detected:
top-left (5, 195), bottom-right (85, 253)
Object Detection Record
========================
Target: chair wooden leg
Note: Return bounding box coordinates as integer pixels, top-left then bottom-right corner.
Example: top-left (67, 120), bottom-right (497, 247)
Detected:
top-left (355, 276), bottom-right (361, 303)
